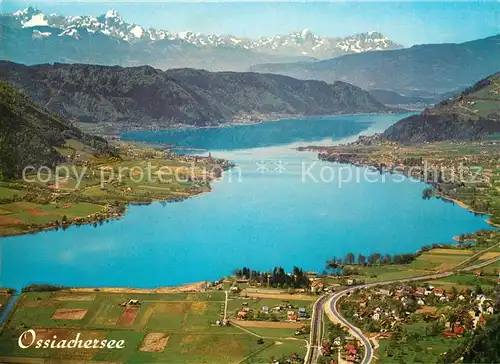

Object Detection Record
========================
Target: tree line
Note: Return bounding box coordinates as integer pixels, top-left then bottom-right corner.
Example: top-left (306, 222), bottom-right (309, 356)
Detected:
top-left (325, 244), bottom-right (449, 271)
top-left (22, 284), bottom-right (68, 293)
top-left (234, 266), bottom-right (310, 289)
top-left (326, 252), bottom-right (417, 270)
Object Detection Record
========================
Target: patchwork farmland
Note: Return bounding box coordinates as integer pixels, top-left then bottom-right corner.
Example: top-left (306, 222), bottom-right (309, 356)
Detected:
top-left (0, 200), bottom-right (104, 236)
top-left (0, 288), bottom-right (308, 363)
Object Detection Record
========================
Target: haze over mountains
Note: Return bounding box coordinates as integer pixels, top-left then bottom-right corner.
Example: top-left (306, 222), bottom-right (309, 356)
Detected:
top-left (0, 7), bottom-right (402, 71)
top-left (1, 6), bottom-right (498, 118)
top-left (252, 35), bottom-right (500, 94)
top-left (1, 7), bottom-right (497, 98)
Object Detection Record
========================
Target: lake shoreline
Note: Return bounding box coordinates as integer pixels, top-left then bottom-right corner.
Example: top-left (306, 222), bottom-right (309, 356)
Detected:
top-left (2, 114), bottom-right (490, 292)
top-left (300, 139), bottom-right (497, 229)
top-left (0, 145), bottom-right (232, 238)
top-left (86, 111), bottom-right (404, 138)
top-left (0, 178), bottom-right (222, 238)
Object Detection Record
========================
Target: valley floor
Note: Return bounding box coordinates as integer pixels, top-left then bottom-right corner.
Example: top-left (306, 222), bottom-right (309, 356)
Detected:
top-left (1, 245), bottom-right (499, 364)
top-left (0, 283), bottom-right (312, 364)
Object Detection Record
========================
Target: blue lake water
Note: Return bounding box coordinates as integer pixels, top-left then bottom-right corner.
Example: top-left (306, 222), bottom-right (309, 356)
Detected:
top-left (0, 114), bottom-right (492, 290)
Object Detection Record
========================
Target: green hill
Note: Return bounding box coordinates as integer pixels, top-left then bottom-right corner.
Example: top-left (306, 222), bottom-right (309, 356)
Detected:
top-left (383, 73), bottom-right (500, 142)
top-left (0, 81), bottom-right (113, 179)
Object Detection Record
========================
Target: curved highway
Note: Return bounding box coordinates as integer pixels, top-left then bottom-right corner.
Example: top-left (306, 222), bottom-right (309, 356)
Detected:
top-left (306, 254), bottom-right (500, 364)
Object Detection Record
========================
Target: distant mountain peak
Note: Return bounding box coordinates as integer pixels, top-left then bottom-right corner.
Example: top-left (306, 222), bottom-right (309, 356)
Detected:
top-left (300, 28), bottom-right (311, 37)
top-left (3, 7), bottom-right (403, 59)
top-left (105, 9), bottom-right (120, 19)
top-left (367, 30), bottom-right (383, 37)
top-left (13, 6), bottom-right (40, 17)
top-left (335, 31), bottom-right (398, 53)
top-left (11, 7), bottom-right (49, 28)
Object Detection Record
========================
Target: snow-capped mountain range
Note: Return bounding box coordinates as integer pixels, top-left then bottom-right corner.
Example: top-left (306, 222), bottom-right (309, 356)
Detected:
top-left (3, 7), bottom-right (403, 59)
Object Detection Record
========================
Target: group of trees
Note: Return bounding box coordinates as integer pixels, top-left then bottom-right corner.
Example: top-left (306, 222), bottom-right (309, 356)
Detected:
top-left (326, 251), bottom-right (418, 271)
top-left (422, 187), bottom-right (434, 199)
top-left (325, 243), bottom-right (459, 273)
top-left (22, 284), bottom-right (67, 293)
top-left (234, 266), bottom-right (310, 289)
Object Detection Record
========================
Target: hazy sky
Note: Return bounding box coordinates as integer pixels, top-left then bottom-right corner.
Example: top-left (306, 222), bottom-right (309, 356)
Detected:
top-left (2, 1), bottom-right (499, 46)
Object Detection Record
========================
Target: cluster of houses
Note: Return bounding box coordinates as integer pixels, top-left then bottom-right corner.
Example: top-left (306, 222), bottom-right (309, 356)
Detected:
top-left (310, 279), bottom-right (353, 294)
top-left (386, 155), bottom-right (492, 185)
top-left (321, 339), bottom-right (362, 363)
top-left (348, 284), bottom-right (495, 337)
top-left (310, 281), bottom-right (326, 294)
top-left (200, 280), bottom-right (224, 291)
top-left (344, 344), bottom-right (361, 363)
top-left (441, 293), bottom-right (495, 337)
top-left (236, 302), bottom-right (309, 322)
top-left (321, 139), bottom-right (497, 188)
